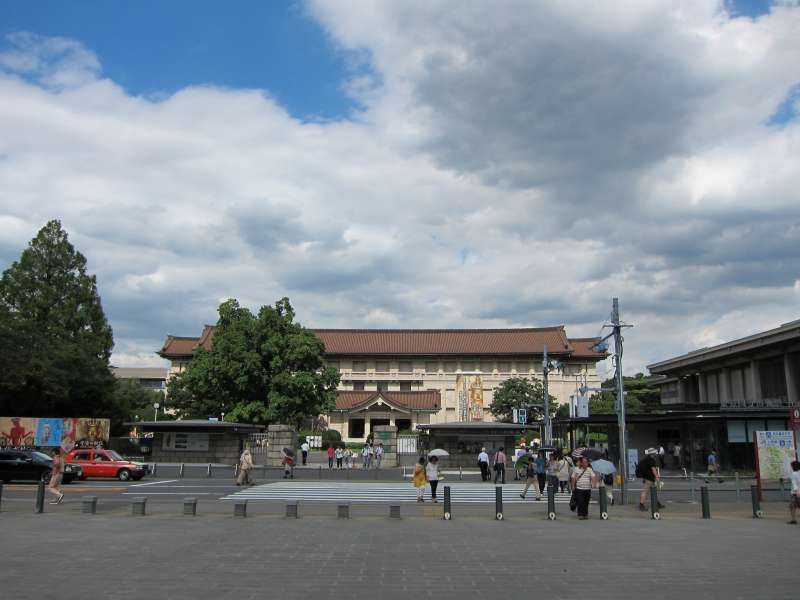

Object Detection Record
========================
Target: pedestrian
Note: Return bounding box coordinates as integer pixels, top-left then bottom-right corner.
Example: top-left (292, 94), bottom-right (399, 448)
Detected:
top-left (493, 446), bottom-right (507, 484)
top-left (426, 455), bottom-right (441, 502)
top-left (673, 442), bottom-right (682, 468)
top-left (658, 444), bottom-right (666, 469)
top-left (535, 450), bottom-right (547, 496)
top-left (557, 452), bottom-right (571, 493)
top-left (547, 453), bottom-right (559, 493)
top-left (282, 451), bottom-right (295, 479)
top-left (47, 447), bottom-right (65, 504)
top-left (413, 456), bottom-right (428, 502)
top-left (335, 445), bottom-right (344, 469)
top-left (600, 472), bottom-right (614, 506)
top-left (638, 448), bottom-right (663, 511)
top-left (361, 443), bottom-right (371, 469)
top-left (788, 460), bottom-right (800, 525)
top-left (478, 447), bottom-right (490, 482)
top-left (520, 449), bottom-right (541, 500)
top-left (375, 443), bottom-right (384, 469)
top-left (301, 439), bottom-right (310, 466)
top-left (345, 447), bottom-right (353, 469)
top-left (236, 447), bottom-right (254, 486)
top-left (327, 445), bottom-right (335, 469)
top-left (571, 456), bottom-right (596, 520)
top-left (514, 444), bottom-right (526, 480)
top-left (706, 449), bottom-right (723, 483)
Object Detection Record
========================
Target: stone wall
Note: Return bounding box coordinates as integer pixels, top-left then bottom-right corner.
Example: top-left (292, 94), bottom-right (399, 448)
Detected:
top-left (150, 432), bottom-right (246, 464)
top-left (267, 424), bottom-right (297, 466)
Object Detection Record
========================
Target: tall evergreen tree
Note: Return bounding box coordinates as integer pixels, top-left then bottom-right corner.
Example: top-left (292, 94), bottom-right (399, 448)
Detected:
top-left (0, 220), bottom-right (115, 417)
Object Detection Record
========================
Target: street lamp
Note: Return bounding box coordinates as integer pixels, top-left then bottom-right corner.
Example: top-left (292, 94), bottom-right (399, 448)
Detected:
top-left (153, 402), bottom-right (160, 422)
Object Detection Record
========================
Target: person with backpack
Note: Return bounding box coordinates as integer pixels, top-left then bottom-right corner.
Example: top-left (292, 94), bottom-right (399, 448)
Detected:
top-left (519, 448), bottom-right (541, 500)
top-left (534, 450), bottom-right (547, 496)
top-left (637, 449), bottom-right (663, 511)
top-left (571, 456), bottom-right (596, 519)
top-left (493, 447), bottom-right (507, 484)
top-left (600, 472), bottom-right (614, 505)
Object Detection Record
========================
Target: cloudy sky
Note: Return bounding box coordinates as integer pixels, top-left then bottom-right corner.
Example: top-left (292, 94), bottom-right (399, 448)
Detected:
top-left (1, 0), bottom-right (799, 375)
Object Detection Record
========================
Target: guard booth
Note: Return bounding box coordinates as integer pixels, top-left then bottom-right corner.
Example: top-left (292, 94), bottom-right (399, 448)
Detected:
top-left (133, 420), bottom-right (265, 464)
top-left (416, 422), bottom-right (540, 467)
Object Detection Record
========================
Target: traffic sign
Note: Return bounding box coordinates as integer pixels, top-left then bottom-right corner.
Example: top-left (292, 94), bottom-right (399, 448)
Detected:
top-left (518, 409), bottom-right (527, 424)
top-left (790, 407), bottom-right (800, 430)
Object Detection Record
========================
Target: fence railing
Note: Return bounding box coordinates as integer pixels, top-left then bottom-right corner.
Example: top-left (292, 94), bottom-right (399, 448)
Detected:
top-left (397, 435), bottom-right (417, 455)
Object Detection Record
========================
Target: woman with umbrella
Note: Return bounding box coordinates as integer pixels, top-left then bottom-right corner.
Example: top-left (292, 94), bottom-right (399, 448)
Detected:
top-left (591, 458), bottom-right (617, 506)
top-left (425, 455), bottom-right (441, 502)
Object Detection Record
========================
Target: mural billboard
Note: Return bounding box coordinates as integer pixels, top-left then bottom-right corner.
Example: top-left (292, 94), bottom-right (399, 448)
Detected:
top-left (456, 374), bottom-right (484, 421)
top-left (0, 417), bottom-right (110, 449)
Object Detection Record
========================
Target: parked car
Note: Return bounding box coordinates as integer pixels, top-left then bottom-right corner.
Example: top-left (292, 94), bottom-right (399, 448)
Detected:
top-left (0, 449), bottom-right (83, 484)
top-left (65, 448), bottom-right (147, 481)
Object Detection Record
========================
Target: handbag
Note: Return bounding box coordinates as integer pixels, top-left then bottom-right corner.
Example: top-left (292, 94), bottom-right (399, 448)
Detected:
top-left (569, 490), bottom-right (577, 512)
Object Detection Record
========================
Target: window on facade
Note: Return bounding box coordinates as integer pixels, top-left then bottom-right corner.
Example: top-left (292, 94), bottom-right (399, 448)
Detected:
top-left (349, 419), bottom-right (365, 438)
top-left (399, 381), bottom-right (412, 391)
top-left (425, 362), bottom-right (439, 373)
top-left (352, 361), bottom-right (366, 372)
top-left (377, 381), bottom-right (389, 391)
top-left (398, 361), bottom-right (412, 373)
top-left (395, 419), bottom-right (412, 432)
top-left (353, 381), bottom-right (365, 391)
top-left (375, 361), bottom-right (389, 373)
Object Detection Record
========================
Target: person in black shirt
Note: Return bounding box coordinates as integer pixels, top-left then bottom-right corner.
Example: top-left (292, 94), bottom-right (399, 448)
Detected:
top-left (638, 449), bottom-right (664, 511)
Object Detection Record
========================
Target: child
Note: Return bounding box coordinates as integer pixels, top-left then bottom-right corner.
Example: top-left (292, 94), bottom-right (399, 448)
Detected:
top-left (413, 457), bottom-right (428, 502)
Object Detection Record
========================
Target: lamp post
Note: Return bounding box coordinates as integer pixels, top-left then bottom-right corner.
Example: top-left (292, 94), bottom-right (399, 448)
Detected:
top-left (153, 402), bottom-right (160, 422)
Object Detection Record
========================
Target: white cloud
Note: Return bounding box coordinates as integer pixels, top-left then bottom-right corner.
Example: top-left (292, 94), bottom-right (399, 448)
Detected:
top-left (1, 3), bottom-right (799, 374)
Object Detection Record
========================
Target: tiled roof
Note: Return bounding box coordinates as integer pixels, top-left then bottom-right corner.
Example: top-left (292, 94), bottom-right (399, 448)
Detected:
top-left (158, 327), bottom-right (606, 360)
top-left (334, 390), bottom-right (441, 412)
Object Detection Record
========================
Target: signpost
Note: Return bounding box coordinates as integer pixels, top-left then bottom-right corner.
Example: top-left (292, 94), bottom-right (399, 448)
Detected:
top-left (753, 430), bottom-right (797, 501)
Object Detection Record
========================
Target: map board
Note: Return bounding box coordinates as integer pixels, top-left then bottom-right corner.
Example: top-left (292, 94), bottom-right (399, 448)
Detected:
top-left (754, 430), bottom-right (796, 480)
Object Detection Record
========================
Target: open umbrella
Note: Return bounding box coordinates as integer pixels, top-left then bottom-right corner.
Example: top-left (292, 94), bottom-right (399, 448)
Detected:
top-left (571, 447), bottom-right (587, 459)
top-left (428, 448), bottom-right (449, 458)
top-left (282, 447), bottom-right (295, 458)
top-left (590, 459), bottom-right (616, 475)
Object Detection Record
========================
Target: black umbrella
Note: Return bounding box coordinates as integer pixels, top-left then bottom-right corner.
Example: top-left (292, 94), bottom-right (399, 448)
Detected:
top-left (282, 447), bottom-right (295, 457)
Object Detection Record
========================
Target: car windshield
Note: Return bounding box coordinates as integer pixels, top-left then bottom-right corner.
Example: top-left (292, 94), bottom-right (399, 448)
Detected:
top-left (107, 450), bottom-right (125, 461)
top-left (32, 451), bottom-right (52, 462)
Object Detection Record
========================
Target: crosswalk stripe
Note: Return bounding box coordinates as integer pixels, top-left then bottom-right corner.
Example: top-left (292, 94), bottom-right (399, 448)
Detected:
top-left (221, 482), bottom-right (581, 504)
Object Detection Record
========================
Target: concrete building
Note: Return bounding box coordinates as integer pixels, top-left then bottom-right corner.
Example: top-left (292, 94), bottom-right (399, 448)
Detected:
top-left (110, 367), bottom-right (169, 395)
top-left (158, 327), bottom-right (606, 443)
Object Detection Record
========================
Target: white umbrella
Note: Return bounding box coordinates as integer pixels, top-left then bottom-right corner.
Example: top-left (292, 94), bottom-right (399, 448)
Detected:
top-left (428, 448), bottom-right (449, 458)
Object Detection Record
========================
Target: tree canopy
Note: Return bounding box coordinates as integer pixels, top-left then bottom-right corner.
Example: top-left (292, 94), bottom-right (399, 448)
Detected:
top-left (168, 297), bottom-right (340, 428)
top-left (0, 220), bottom-right (117, 419)
top-left (488, 376), bottom-right (557, 424)
top-left (584, 373), bottom-right (660, 415)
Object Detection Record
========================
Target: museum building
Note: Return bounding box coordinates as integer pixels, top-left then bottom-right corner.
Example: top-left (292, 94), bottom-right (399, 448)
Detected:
top-left (158, 327), bottom-right (606, 443)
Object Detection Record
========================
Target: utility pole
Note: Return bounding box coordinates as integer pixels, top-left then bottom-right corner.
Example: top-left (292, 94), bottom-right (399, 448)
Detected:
top-left (542, 344), bottom-right (552, 446)
top-left (611, 297), bottom-right (628, 505)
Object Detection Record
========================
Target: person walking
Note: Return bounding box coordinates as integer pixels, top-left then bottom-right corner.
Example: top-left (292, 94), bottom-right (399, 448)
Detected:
top-left (375, 443), bottom-right (384, 469)
top-left (535, 450), bottom-right (547, 496)
top-left (673, 442), bottom-right (682, 469)
top-left (345, 447), bottom-right (353, 469)
top-left (327, 445), bottom-right (335, 469)
top-left (413, 457), bottom-right (428, 502)
top-left (47, 447), bottom-right (65, 504)
top-left (546, 453), bottom-right (560, 493)
top-left (514, 444), bottom-right (526, 480)
top-left (236, 447), bottom-right (254, 486)
top-left (520, 449), bottom-right (541, 500)
top-left (638, 449), bottom-right (663, 511)
top-left (361, 443), bottom-right (371, 469)
top-left (706, 449), bottom-right (723, 483)
top-left (788, 460), bottom-right (800, 525)
top-left (301, 439), bottom-right (310, 466)
top-left (478, 447), bottom-right (490, 482)
top-left (557, 452), bottom-right (571, 493)
top-left (426, 455), bottom-right (441, 502)
top-left (335, 446), bottom-right (344, 469)
top-left (571, 456), bottom-right (596, 520)
top-left (600, 472), bottom-right (615, 506)
top-left (282, 451), bottom-right (295, 479)
top-left (493, 447), bottom-right (507, 484)
top-left (658, 445), bottom-right (666, 469)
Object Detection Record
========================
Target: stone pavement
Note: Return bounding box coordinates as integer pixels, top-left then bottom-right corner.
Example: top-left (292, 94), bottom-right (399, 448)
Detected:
top-left (1, 504), bottom-right (797, 599)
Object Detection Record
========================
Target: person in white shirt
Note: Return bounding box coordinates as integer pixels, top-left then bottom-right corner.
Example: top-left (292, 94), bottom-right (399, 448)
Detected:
top-left (478, 448), bottom-right (490, 482)
top-left (658, 445), bottom-right (666, 469)
top-left (361, 443), bottom-right (371, 469)
top-left (301, 440), bottom-right (310, 466)
top-left (425, 456), bottom-right (441, 502)
top-left (375, 443), bottom-right (384, 469)
top-left (673, 443), bottom-right (682, 468)
top-left (788, 460), bottom-right (800, 525)
top-left (334, 446), bottom-right (344, 469)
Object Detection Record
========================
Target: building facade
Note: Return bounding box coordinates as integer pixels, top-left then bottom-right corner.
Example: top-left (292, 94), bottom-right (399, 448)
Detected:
top-left (158, 327), bottom-right (606, 443)
top-left (110, 367), bottom-right (169, 395)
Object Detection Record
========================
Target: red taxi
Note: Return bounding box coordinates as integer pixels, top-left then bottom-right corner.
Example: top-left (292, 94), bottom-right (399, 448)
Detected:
top-left (65, 448), bottom-right (147, 481)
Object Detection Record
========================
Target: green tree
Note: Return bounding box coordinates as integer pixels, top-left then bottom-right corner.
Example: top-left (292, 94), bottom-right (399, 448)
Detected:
top-left (0, 220), bottom-right (116, 417)
top-left (110, 379), bottom-right (164, 432)
top-left (488, 377), bottom-right (557, 424)
top-left (588, 373), bottom-right (659, 415)
top-left (168, 297), bottom-right (340, 428)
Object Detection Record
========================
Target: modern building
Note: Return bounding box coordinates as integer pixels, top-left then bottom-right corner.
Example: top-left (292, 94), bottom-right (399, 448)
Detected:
top-left (158, 327), bottom-right (606, 443)
top-left (110, 367), bottom-right (169, 395)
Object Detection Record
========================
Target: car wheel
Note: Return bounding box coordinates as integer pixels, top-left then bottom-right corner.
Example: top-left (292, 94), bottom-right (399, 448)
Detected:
top-left (117, 468), bottom-right (131, 481)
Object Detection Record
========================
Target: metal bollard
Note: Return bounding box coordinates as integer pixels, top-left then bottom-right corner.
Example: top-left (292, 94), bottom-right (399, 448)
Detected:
top-left (234, 500), bottom-right (247, 518)
top-left (0, 481), bottom-right (3, 513)
top-left (319, 466), bottom-right (322, 480)
top-left (390, 504), bottom-right (401, 519)
top-left (443, 485), bottom-right (452, 520)
top-left (132, 497), bottom-right (147, 516)
top-left (184, 497), bottom-right (198, 516)
top-left (286, 501), bottom-right (299, 518)
top-left (750, 485), bottom-right (764, 518)
top-left (598, 487), bottom-right (609, 520)
top-left (179, 463), bottom-right (185, 478)
top-left (151, 463), bottom-right (157, 477)
top-left (234, 463), bottom-right (239, 478)
top-left (35, 480), bottom-right (45, 514)
top-left (207, 463), bottom-right (212, 478)
top-left (650, 486), bottom-right (660, 520)
top-left (82, 496), bottom-right (97, 515)
top-left (735, 472), bottom-right (741, 502)
top-left (547, 482), bottom-right (556, 520)
top-left (495, 486), bottom-right (503, 520)
top-left (459, 465), bottom-right (463, 481)
top-left (700, 486), bottom-right (711, 519)
top-left (689, 474), bottom-right (696, 503)
top-left (337, 503), bottom-right (350, 519)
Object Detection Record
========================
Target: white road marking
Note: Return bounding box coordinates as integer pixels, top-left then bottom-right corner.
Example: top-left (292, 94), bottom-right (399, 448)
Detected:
top-left (129, 479), bottom-right (181, 487)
